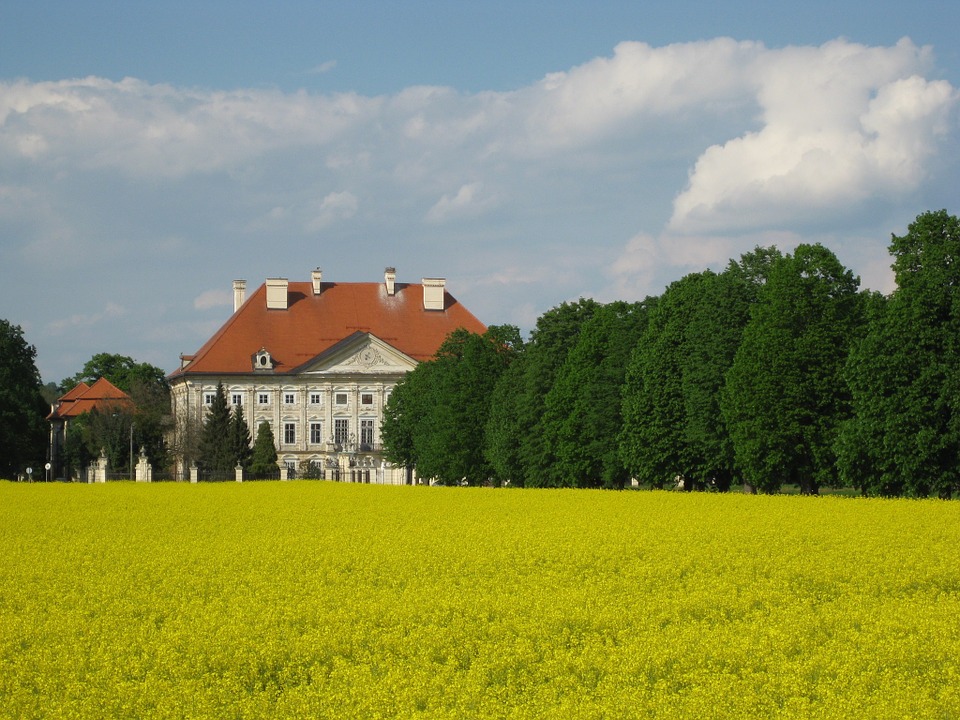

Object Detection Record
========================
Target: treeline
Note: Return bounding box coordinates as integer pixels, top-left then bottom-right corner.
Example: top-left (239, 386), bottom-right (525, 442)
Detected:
top-left (382, 210), bottom-right (960, 498)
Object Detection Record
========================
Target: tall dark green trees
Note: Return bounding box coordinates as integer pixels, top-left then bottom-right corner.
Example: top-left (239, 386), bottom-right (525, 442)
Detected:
top-left (839, 210), bottom-right (960, 497)
top-left (0, 320), bottom-right (48, 477)
top-left (198, 382), bottom-right (254, 477)
top-left (382, 326), bottom-right (522, 485)
top-left (380, 211), bottom-right (960, 497)
top-left (722, 244), bottom-right (862, 494)
top-left (545, 300), bottom-right (653, 488)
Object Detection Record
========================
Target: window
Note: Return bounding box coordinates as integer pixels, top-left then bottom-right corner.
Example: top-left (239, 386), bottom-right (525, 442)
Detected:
top-left (284, 392), bottom-right (296, 405)
top-left (360, 419), bottom-right (374, 447)
top-left (258, 393), bottom-right (270, 405)
top-left (310, 422), bottom-right (323, 445)
top-left (284, 423), bottom-right (296, 445)
top-left (231, 393), bottom-right (243, 406)
top-left (335, 392), bottom-right (348, 406)
top-left (361, 393), bottom-right (374, 406)
top-left (203, 392), bottom-right (216, 405)
top-left (309, 392), bottom-right (322, 405)
top-left (334, 418), bottom-right (349, 445)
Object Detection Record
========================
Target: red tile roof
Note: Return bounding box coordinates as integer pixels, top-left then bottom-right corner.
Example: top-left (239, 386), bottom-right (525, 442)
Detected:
top-left (48, 378), bottom-right (134, 420)
top-left (171, 280), bottom-right (487, 377)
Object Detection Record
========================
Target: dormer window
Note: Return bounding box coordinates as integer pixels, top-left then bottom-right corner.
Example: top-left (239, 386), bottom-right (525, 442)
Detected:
top-left (253, 348), bottom-right (273, 371)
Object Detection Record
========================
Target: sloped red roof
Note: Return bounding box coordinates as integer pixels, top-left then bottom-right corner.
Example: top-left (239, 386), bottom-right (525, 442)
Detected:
top-left (170, 280), bottom-right (487, 377)
top-left (48, 377), bottom-right (134, 420)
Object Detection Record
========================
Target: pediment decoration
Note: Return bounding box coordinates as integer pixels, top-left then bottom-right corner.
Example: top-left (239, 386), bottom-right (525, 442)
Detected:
top-left (296, 333), bottom-right (416, 376)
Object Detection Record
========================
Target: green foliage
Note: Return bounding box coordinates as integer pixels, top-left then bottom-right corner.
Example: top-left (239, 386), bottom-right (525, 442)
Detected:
top-left (620, 273), bottom-right (712, 489)
top-left (60, 353), bottom-right (167, 395)
top-left (0, 319), bottom-right (48, 477)
top-left (199, 383), bottom-right (235, 476)
top-left (250, 421), bottom-right (278, 477)
top-left (839, 210), bottom-right (960, 497)
top-left (231, 404), bottom-right (253, 471)
top-left (545, 300), bottom-right (653, 488)
top-left (722, 244), bottom-right (862, 494)
top-left (512, 299), bottom-right (600, 487)
top-left (382, 326), bottom-right (521, 485)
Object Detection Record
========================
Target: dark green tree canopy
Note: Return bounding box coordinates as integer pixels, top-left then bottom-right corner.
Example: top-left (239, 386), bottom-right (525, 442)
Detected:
top-left (250, 421), bottom-right (278, 477)
top-left (199, 382), bottom-right (235, 476)
top-left (0, 319), bottom-right (48, 477)
top-left (60, 353), bottom-right (167, 395)
top-left (839, 210), bottom-right (960, 497)
top-left (722, 244), bottom-right (862, 494)
top-left (383, 325), bottom-right (521, 485)
top-left (545, 299), bottom-right (653, 488)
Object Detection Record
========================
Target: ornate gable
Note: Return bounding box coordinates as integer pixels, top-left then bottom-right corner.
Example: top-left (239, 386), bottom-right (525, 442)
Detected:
top-left (295, 332), bottom-right (417, 377)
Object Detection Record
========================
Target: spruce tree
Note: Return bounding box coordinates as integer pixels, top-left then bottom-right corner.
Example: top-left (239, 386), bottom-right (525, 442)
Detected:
top-left (250, 421), bottom-right (278, 477)
top-left (231, 404), bottom-right (253, 471)
top-left (199, 382), bottom-right (233, 477)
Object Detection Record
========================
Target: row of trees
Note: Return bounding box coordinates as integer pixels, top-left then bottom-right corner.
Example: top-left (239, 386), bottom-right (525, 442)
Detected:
top-left (382, 210), bottom-right (960, 498)
top-left (196, 382), bottom-right (278, 478)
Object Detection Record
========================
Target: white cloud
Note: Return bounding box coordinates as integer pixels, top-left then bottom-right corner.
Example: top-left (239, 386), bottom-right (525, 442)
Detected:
top-left (668, 39), bottom-right (958, 234)
top-left (307, 61), bottom-right (337, 75)
top-left (46, 302), bottom-right (126, 334)
top-left (1, 37), bottom-right (957, 380)
top-left (425, 182), bottom-right (492, 223)
top-left (193, 289), bottom-right (232, 310)
top-left (305, 190), bottom-right (359, 231)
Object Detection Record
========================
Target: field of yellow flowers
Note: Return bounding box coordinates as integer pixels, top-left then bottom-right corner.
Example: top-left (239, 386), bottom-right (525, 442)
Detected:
top-left (1, 481), bottom-right (958, 719)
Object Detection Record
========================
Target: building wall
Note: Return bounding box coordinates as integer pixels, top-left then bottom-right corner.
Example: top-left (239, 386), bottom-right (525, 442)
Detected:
top-left (170, 371), bottom-right (412, 484)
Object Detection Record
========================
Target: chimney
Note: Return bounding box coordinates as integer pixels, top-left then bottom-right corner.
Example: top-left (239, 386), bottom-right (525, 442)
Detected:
top-left (233, 280), bottom-right (246, 312)
top-left (266, 278), bottom-right (289, 310)
top-left (422, 277), bottom-right (446, 311)
top-left (311, 268), bottom-right (323, 295)
top-left (384, 267), bottom-right (396, 296)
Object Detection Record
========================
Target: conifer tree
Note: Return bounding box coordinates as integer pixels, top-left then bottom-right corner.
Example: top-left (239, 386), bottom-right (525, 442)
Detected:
top-left (199, 382), bottom-right (233, 477)
top-left (250, 421), bottom-right (278, 477)
top-left (231, 404), bottom-right (253, 471)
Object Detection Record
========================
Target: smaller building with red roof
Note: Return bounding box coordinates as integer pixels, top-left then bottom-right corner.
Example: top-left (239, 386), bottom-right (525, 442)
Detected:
top-left (47, 378), bottom-right (134, 478)
top-left (168, 267), bottom-right (486, 482)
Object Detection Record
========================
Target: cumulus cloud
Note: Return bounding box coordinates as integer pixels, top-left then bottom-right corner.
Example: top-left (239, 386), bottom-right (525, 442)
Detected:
top-left (668, 39), bottom-right (958, 234)
top-left (0, 36), bottom-right (957, 381)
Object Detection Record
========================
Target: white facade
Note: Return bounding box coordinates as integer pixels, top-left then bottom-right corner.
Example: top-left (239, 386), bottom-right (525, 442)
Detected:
top-left (171, 333), bottom-right (416, 483)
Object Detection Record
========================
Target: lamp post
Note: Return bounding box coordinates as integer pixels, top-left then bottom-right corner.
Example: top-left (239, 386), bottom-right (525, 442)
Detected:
top-left (129, 422), bottom-right (135, 481)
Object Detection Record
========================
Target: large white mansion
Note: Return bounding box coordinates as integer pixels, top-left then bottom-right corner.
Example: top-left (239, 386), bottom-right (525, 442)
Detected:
top-left (168, 267), bottom-right (486, 483)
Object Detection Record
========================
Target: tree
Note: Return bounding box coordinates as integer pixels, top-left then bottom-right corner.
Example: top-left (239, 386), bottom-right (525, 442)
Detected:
top-left (680, 251), bottom-right (779, 490)
top-left (620, 274), bottom-right (711, 489)
top-left (839, 210), bottom-right (960, 497)
top-left (0, 320), bottom-right (48, 477)
top-left (59, 353), bottom-right (166, 395)
top-left (250, 421), bottom-right (278, 477)
top-left (198, 382), bottom-right (234, 477)
top-left (382, 326), bottom-right (522, 485)
top-left (497, 299), bottom-right (599, 487)
top-left (545, 300), bottom-right (653, 488)
top-left (721, 244), bottom-right (862, 494)
top-left (231, 404), bottom-right (253, 471)
top-left (59, 352), bottom-right (172, 473)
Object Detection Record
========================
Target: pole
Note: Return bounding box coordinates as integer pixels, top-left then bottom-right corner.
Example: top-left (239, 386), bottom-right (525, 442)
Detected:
top-left (129, 422), bottom-right (135, 481)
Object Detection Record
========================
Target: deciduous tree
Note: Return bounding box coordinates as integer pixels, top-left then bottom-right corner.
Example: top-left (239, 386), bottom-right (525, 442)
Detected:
top-left (722, 244), bottom-right (862, 494)
top-left (0, 319), bottom-right (48, 477)
top-left (839, 210), bottom-right (960, 497)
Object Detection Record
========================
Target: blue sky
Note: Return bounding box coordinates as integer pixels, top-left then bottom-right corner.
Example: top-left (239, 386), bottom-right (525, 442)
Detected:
top-left (2, 1), bottom-right (959, 384)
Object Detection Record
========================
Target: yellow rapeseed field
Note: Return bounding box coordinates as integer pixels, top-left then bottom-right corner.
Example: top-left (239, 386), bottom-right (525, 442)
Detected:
top-left (1, 481), bottom-right (958, 719)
